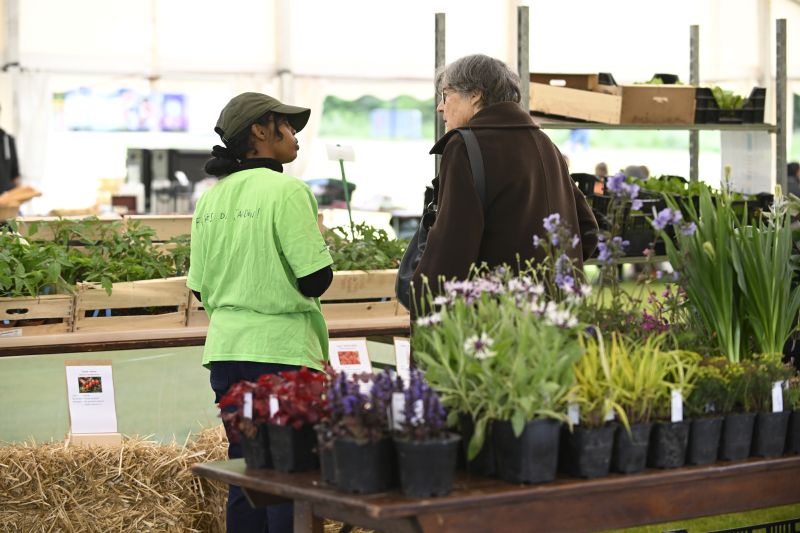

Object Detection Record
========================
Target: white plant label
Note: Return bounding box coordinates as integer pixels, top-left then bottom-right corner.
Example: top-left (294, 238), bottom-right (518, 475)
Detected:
top-left (671, 389), bottom-right (683, 423)
top-left (0, 328), bottom-right (22, 337)
top-left (772, 381), bottom-right (784, 413)
top-left (391, 392), bottom-right (405, 431)
top-left (243, 392), bottom-right (253, 419)
top-left (269, 395), bottom-right (279, 417)
top-left (604, 408), bottom-right (615, 422)
top-left (568, 403), bottom-right (580, 426)
top-left (393, 337), bottom-right (411, 387)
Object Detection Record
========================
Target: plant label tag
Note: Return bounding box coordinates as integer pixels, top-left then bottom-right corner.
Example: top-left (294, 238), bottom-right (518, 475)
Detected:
top-left (393, 337), bottom-right (411, 387)
top-left (604, 408), bottom-right (615, 422)
top-left (671, 389), bottom-right (683, 423)
top-left (326, 143), bottom-right (355, 162)
top-left (391, 392), bottom-right (405, 431)
top-left (269, 395), bottom-right (279, 417)
top-left (772, 381), bottom-right (784, 413)
top-left (568, 403), bottom-right (580, 426)
top-left (328, 338), bottom-right (372, 375)
top-left (0, 328), bottom-right (22, 337)
top-left (243, 392), bottom-right (253, 419)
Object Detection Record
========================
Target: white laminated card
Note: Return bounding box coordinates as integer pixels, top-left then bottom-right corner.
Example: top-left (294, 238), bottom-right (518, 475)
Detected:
top-left (772, 381), bottom-right (784, 413)
top-left (671, 389), bottom-right (684, 423)
top-left (328, 337), bottom-right (372, 375)
top-left (64, 360), bottom-right (118, 434)
top-left (393, 337), bottom-right (411, 386)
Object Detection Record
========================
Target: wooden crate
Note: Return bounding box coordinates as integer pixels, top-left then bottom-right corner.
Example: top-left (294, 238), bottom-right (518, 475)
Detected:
top-left (74, 277), bottom-right (189, 332)
top-left (13, 215), bottom-right (123, 241)
top-left (321, 269), bottom-right (409, 327)
top-left (124, 215), bottom-right (193, 242)
top-left (0, 294), bottom-right (75, 336)
top-left (187, 293), bottom-right (208, 327)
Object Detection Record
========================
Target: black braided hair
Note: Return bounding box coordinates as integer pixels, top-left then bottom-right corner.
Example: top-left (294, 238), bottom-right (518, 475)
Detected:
top-left (204, 111), bottom-right (288, 177)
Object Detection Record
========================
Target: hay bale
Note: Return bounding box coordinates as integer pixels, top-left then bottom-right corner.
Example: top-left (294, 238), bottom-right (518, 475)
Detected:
top-left (0, 426), bottom-right (228, 533)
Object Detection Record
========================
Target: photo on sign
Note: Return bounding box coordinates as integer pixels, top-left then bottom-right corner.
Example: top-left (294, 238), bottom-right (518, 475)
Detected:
top-left (337, 350), bottom-right (362, 366)
top-left (78, 376), bottom-right (103, 393)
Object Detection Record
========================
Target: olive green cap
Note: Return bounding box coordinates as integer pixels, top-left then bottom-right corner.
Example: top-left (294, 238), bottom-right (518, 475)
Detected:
top-left (214, 92), bottom-right (311, 143)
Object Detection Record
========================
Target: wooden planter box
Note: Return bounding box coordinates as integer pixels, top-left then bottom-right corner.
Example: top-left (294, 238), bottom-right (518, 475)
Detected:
top-left (74, 277), bottom-right (189, 333)
top-left (0, 294), bottom-right (75, 336)
top-left (321, 269), bottom-right (409, 329)
top-left (186, 270), bottom-right (409, 330)
top-left (123, 215), bottom-right (193, 242)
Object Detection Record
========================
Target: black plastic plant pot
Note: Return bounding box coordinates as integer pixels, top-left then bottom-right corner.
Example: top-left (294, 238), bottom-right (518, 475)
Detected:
top-left (719, 412), bottom-right (756, 461)
top-left (611, 422), bottom-right (652, 474)
top-left (751, 411), bottom-right (791, 458)
top-left (648, 421), bottom-right (689, 469)
top-left (267, 424), bottom-right (319, 473)
top-left (560, 424), bottom-right (615, 479)
top-left (458, 413), bottom-right (496, 477)
top-left (241, 424), bottom-right (272, 469)
top-left (315, 427), bottom-right (336, 486)
top-left (787, 411), bottom-right (800, 455)
top-left (686, 416), bottom-right (723, 465)
top-left (492, 418), bottom-right (560, 484)
top-left (394, 434), bottom-right (461, 497)
top-left (333, 437), bottom-right (396, 494)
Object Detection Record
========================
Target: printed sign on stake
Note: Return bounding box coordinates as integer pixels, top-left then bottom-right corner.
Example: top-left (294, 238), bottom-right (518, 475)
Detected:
top-left (328, 338), bottom-right (372, 375)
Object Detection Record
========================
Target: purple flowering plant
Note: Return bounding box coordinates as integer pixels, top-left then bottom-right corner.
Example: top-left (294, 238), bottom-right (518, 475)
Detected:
top-left (326, 369), bottom-right (400, 444)
top-left (395, 368), bottom-right (450, 441)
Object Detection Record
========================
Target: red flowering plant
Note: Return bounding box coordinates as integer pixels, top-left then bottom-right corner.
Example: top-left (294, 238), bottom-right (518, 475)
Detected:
top-left (270, 367), bottom-right (328, 429)
top-left (218, 376), bottom-right (278, 442)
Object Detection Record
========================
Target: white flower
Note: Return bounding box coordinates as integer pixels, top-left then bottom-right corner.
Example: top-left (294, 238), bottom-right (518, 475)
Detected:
top-left (530, 284), bottom-right (545, 297)
top-left (463, 332), bottom-right (495, 360)
top-left (530, 299), bottom-right (546, 315)
top-left (416, 313), bottom-right (442, 327)
top-left (579, 285), bottom-right (592, 297)
top-left (432, 296), bottom-right (450, 306)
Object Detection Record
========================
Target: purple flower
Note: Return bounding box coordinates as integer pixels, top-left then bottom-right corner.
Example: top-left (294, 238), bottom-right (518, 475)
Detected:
top-left (681, 222), bottom-right (697, 236)
top-left (622, 182), bottom-right (640, 199)
top-left (652, 208), bottom-right (677, 231)
top-left (597, 239), bottom-right (613, 264)
top-left (606, 173), bottom-right (625, 194)
top-left (631, 199), bottom-right (643, 211)
top-left (532, 235), bottom-right (541, 248)
top-left (656, 270), bottom-right (664, 280)
top-left (551, 234), bottom-right (560, 247)
top-left (571, 235), bottom-right (580, 249)
top-left (543, 213), bottom-right (561, 234)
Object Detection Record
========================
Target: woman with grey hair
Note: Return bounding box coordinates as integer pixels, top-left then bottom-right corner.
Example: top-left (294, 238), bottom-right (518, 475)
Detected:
top-left (410, 54), bottom-right (598, 301)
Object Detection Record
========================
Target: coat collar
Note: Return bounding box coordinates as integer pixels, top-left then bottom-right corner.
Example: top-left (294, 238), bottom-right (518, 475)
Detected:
top-left (429, 102), bottom-right (539, 154)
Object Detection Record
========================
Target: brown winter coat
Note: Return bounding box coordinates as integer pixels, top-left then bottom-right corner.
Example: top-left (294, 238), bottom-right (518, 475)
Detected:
top-left (411, 101), bottom-right (598, 298)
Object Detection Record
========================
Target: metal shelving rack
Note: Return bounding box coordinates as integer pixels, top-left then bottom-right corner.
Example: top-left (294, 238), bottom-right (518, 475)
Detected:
top-left (516, 12), bottom-right (788, 190)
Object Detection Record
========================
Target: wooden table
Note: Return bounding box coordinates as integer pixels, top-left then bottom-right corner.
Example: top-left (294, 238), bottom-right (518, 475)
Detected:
top-left (0, 316), bottom-right (410, 357)
top-left (193, 456), bottom-right (800, 533)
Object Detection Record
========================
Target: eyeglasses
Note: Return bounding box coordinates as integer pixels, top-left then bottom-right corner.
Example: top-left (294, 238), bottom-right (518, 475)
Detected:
top-left (439, 88), bottom-right (455, 103)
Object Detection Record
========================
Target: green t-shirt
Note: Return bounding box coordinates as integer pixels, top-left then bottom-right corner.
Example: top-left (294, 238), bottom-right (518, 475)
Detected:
top-left (187, 167), bottom-right (333, 370)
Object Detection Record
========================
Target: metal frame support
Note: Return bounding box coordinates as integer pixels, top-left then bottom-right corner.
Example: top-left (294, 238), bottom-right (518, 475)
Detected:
top-left (517, 5), bottom-right (529, 112)
top-left (689, 25), bottom-right (700, 182)
top-left (776, 18), bottom-right (787, 193)
top-left (435, 12), bottom-right (445, 174)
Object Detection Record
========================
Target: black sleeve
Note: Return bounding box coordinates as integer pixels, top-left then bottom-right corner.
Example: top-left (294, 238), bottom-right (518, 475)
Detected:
top-left (9, 135), bottom-right (19, 179)
top-left (192, 290), bottom-right (201, 303)
top-left (298, 266), bottom-right (333, 298)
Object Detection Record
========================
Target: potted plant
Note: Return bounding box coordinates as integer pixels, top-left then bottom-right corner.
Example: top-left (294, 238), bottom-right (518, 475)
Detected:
top-left (647, 349), bottom-right (698, 469)
top-left (607, 334), bottom-right (671, 474)
top-left (218, 378), bottom-right (273, 469)
top-left (749, 356), bottom-right (794, 458)
top-left (684, 357), bottom-right (728, 465)
top-left (562, 333), bottom-right (627, 479)
top-left (267, 367), bottom-right (327, 473)
top-left (786, 375), bottom-right (800, 454)
top-left (717, 360), bottom-right (756, 461)
top-left (393, 368), bottom-right (461, 497)
top-left (328, 370), bottom-right (398, 494)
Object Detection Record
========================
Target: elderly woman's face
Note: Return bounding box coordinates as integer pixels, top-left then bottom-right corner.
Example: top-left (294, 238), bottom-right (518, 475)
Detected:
top-left (437, 87), bottom-right (481, 130)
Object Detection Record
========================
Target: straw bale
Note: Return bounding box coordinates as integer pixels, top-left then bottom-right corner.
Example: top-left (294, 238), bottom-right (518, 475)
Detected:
top-left (0, 426), bottom-right (228, 533)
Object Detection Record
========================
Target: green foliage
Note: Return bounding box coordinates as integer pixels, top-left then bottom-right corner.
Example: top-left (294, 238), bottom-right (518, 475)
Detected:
top-left (659, 186), bottom-right (745, 362)
top-left (711, 86), bottom-right (746, 110)
top-left (785, 375), bottom-right (800, 411)
top-left (571, 334), bottom-right (629, 429)
top-left (685, 357), bottom-right (730, 418)
top-left (167, 234), bottom-right (192, 277)
top-left (0, 223), bottom-right (71, 297)
top-left (324, 223), bottom-right (406, 271)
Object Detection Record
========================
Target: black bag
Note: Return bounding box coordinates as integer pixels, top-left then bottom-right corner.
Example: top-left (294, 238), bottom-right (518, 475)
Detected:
top-left (396, 128), bottom-right (487, 310)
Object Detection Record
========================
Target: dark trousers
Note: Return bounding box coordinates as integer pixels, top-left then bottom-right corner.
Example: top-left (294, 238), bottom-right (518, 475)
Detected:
top-left (210, 361), bottom-right (299, 533)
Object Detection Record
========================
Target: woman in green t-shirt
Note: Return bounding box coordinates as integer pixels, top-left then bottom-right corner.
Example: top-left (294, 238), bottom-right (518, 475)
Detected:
top-left (188, 93), bottom-right (334, 533)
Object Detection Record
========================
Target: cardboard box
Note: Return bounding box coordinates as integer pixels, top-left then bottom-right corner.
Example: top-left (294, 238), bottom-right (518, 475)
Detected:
top-left (530, 73), bottom-right (696, 124)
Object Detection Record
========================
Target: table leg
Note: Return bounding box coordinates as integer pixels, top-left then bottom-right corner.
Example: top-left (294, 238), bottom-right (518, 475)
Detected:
top-left (294, 500), bottom-right (323, 533)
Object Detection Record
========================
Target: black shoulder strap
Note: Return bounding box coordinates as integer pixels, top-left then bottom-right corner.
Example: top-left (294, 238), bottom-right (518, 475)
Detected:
top-left (455, 128), bottom-right (487, 213)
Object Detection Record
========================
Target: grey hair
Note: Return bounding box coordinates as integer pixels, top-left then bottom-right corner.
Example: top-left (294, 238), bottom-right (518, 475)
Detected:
top-left (436, 54), bottom-right (521, 108)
